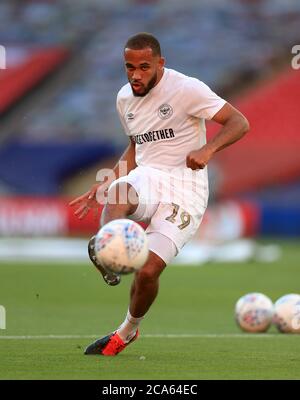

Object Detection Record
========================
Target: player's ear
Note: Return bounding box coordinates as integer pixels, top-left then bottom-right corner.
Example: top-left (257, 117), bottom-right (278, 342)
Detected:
top-left (158, 57), bottom-right (165, 70)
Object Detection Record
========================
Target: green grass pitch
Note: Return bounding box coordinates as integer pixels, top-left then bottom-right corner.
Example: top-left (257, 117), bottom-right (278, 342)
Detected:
top-left (0, 240), bottom-right (300, 380)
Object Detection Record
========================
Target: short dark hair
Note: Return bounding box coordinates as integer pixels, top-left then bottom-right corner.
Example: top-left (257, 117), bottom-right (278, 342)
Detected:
top-left (124, 32), bottom-right (161, 57)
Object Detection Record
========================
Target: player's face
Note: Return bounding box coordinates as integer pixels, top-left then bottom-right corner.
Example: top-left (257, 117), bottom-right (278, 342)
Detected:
top-left (124, 47), bottom-right (165, 97)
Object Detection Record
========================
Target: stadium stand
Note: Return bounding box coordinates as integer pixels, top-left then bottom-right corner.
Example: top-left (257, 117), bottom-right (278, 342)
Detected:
top-left (0, 47), bottom-right (70, 114)
top-left (0, 141), bottom-right (118, 194)
top-left (208, 68), bottom-right (300, 198)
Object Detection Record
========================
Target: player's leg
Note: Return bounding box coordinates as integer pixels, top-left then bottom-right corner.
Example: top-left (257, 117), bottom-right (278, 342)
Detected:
top-left (97, 251), bottom-right (167, 356)
top-left (116, 233), bottom-right (176, 343)
top-left (88, 181), bottom-right (139, 285)
top-left (101, 181), bottom-right (139, 224)
top-left (129, 253), bottom-right (165, 316)
top-left (116, 251), bottom-right (166, 343)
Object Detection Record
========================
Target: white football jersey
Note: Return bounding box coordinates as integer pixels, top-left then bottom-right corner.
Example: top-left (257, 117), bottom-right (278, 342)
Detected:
top-left (116, 67), bottom-right (226, 181)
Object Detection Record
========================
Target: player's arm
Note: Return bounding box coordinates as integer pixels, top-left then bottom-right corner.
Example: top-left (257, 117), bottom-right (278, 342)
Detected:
top-left (186, 103), bottom-right (249, 170)
top-left (108, 136), bottom-right (136, 181)
top-left (94, 136), bottom-right (137, 194)
top-left (70, 138), bottom-right (136, 219)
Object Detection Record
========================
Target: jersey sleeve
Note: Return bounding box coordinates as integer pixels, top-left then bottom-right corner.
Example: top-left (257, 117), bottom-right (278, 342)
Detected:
top-left (183, 78), bottom-right (226, 120)
top-left (116, 94), bottom-right (130, 136)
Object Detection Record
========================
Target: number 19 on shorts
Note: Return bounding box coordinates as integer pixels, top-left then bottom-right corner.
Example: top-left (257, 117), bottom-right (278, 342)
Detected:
top-left (165, 202), bottom-right (191, 230)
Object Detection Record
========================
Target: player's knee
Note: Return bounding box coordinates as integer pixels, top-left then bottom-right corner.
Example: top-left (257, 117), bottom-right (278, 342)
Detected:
top-left (135, 260), bottom-right (165, 284)
top-left (135, 268), bottom-right (158, 285)
top-left (107, 182), bottom-right (138, 214)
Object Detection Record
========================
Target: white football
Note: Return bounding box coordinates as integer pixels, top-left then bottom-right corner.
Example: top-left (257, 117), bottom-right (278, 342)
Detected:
top-left (273, 294), bottom-right (300, 333)
top-left (94, 219), bottom-right (149, 275)
top-left (235, 292), bottom-right (274, 333)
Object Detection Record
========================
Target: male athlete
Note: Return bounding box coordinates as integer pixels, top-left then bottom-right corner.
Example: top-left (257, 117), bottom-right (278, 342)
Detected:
top-left (70, 33), bottom-right (249, 356)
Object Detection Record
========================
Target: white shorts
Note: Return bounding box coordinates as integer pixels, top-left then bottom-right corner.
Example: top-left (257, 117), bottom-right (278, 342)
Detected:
top-left (108, 166), bottom-right (208, 264)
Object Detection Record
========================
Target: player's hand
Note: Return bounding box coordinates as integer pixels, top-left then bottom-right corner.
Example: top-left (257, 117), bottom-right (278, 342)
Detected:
top-left (186, 146), bottom-right (214, 170)
top-left (69, 183), bottom-right (103, 220)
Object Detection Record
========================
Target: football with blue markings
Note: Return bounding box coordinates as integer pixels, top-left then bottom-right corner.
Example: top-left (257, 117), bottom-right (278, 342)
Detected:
top-left (235, 293), bottom-right (274, 333)
top-left (273, 294), bottom-right (300, 333)
top-left (95, 219), bottom-right (149, 274)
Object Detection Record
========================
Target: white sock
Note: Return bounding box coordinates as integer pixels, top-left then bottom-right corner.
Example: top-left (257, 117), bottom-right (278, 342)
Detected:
top-left (117, 309), bottom-right (144, 343)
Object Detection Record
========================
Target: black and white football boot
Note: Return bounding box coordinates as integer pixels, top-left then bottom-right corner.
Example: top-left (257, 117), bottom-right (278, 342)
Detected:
top-left (88, 235), bottom-right (121, 286)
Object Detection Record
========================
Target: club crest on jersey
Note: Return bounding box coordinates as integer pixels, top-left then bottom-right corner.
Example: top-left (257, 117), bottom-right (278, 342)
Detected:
top-left (158, 104), bottom-right (173, 120)
top-left (126, 112), bottom-right (135, 121)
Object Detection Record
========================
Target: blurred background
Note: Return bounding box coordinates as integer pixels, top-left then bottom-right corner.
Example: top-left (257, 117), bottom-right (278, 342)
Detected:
top-left (0, 0), bottom-right (299, 263)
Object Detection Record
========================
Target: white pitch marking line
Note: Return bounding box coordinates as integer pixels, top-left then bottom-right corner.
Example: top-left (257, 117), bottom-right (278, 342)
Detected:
top-left (0, 333), bottom-right (283, 340)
